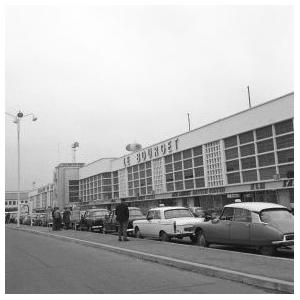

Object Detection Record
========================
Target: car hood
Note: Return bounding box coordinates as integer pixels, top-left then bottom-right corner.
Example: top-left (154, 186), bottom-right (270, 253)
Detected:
top-left (268, 218), bottom-right (294, 234)
top-left (170, 217), bottom-right (205, 225)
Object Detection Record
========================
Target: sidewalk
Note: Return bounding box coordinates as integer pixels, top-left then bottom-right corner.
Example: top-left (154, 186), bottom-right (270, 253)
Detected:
top-left (7, 224), bottom-right (294, 293)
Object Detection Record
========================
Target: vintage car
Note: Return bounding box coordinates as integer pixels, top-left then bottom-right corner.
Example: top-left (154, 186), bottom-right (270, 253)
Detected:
top-left (133, 206), bottom-right (205, 242)
top-left (193, 202), bottom-right (294, 255)
top-left (103, 207), bottom-right (145, 236)
top-left (79, 208), bottom-right (109, 232)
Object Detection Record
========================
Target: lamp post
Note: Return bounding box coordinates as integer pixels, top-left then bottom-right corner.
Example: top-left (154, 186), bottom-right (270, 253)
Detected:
top-left (6, 111), bottom-right (37, 227)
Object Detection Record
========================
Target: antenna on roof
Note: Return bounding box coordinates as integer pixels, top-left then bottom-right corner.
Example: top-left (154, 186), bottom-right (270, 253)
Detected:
top-left (187, 112), bottom-right (191, 131)
top-left (247, 86), bottom-right (252, 108)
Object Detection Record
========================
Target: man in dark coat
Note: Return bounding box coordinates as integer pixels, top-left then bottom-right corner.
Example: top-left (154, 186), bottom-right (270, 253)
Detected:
top-left (115, 199), bottom-right (129, 241)
top-left (63, 208), bottom-right (71, 229)
top-left (52, 207), bottom-right (62, 231)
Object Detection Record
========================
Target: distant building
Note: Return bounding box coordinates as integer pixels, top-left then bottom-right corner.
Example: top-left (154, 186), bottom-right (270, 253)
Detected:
top-left (28, 183), bottom-right (54, 212)
top-left (5, 191), bottom-right (30, 213)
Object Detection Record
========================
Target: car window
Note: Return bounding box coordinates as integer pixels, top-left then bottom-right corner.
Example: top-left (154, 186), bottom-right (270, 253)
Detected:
top-left (233, 208), bottom-right (251, 222)
top-left (260, 209), bottom-right (294, 223)
top-left (153, 210), bottom-right (161, 219)
top-left (147, 211), bottom-right (155, 219)
top-left (164, 209), bottom-right (193, 219)
top-left (129, 209), bottom-right (144, 217)
top-left (220, 207), bottom-right (234, 221)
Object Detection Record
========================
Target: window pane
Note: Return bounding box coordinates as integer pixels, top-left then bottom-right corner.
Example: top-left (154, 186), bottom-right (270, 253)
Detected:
top-left (194, 167), bottom-right (204, 177)
top-left (276, 134), bottom-right (294, 149)
top-left (259, 167), bottom-right (276, 180)
top-left (239, 131), bottom-right (254, 144)
top-left (174, 171), bottom-right (183, 180)
top-left (166, 173), bottom-right (173, 182)
top-left (185, 179), bottom-right (194, 189)
top-left (173, 152), bottom-right (182, 161)
top-left (183, 149), bottom-right (192, 159)
top-left (256, 125), bottom-right (273, 140)
top-left (146, 161), bottom-right (151, 168)
top-left (140, 179), bottom-right (146, 186)
top-left (278, 164), bottom-right (294, 179)
top-left (226, 160), bottom-right (240, 172)
top-left (275, 119), bottom-right (293, 135)
top-left (195, 178), bottom-right (205, 188)
top-left (241, 157), bottom-right (256, 169)
top-left (183, 159), bottom-right (192, 169)
top-left (277, 149), bottom-right (294, 164)
top-left (146, 169), bottom-right (152, 177)
top-left (257, 139), bottom-right (274, 153)
top-left (193, 146), bottom-right (202, 156)
top-left (233, 208), bottom-right (251, 222)
top-left (139, 163), bottom-right (145, 170)
top-left (193, 156), bottom-right (203, 167)
top-left (166, 182), bottom-right (174, 191)
top-left (140, 171), bottom-right (145, 179)
top-left (175, 181), bottom-right (183, 190)
top-left (224, 136), bottom-right (237, 148)
top-left (242, 170), bottom-right (257, 182)
top-left (184, 169), bottom-right (193, 179)
top-left (165, 164), bottom-right (173, 173)
top-left (258, 153), bottom-right (275, 167)
top-left (146, 177), bottom-right (152, 185)
top-left (174, 161), bottom-right (182, 171)
top-left (225, 147), bottom-right (238, 160)
top-left (133, 165), bottom-right (138, 172)
top-left (227, 172), bottom-right (240, 184)
top-left (240, 143), bottom-right (255, 157)
top-left (133, 172), bottom-right (139, 180)
top-left (165, 155), bottom-right (172, 164)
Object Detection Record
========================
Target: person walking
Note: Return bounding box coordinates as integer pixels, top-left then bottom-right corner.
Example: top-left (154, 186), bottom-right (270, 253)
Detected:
top-left (115, 199), bottom-right (129, 241)
top-left (63, 207), bottom-right (71, 229)
top-left (52, 207), bottom-right (62, 231)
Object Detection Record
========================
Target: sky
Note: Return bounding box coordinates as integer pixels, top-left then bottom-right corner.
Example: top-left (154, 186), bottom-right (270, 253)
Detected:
top-left (5, 5), bottom-right (293, 191)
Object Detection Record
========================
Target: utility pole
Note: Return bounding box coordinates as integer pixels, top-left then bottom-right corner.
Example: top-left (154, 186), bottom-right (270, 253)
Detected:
top-left (247, 86), bottom-right (252, 108)
top-left (187, 113), bottom-right (191, 131)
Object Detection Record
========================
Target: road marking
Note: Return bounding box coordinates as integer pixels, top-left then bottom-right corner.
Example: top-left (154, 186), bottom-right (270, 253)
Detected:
top-left (8, 226), bottom-right (293, 293)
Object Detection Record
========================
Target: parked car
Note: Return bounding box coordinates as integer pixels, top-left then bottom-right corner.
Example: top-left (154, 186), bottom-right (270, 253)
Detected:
top-left (133, 206), bottom-right (205, 242)
top-left (189, 206), bottom-right (206, 218)
top-left (79, 209), bottom-right (109, 232)
top-left (22, 215), bottom-right (31, 225)
top-left (103, 207), bottom-right (145, 235)
top-left (193, 202), bottom-right (294, 255)
top-left (70, 207), bottom-right (81, 230)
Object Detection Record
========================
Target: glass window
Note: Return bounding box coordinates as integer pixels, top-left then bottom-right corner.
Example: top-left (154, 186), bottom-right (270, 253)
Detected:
top-left (242, 170), bottom-right (257, 182)
top-left (233, 208), bottom-right (251, 222)
top-left (275, 119), bottom-right (293, 135)
top-left (278, 164), bottom-right (294, 179)
top-left (173, 152), bottom-right (182, 161)
top-left (166, 173), bottom-right (174, 182)
top-left (174, 171), bottom-right (183, 181)
top-left (276, 134), bottom-right (294, 149)
top-left (220, 207), bottom-right (234, 221)
top-left (183, 149), bottom-right (192, 159)
top-left (147, 211), bottom-right (155, 219)
top-left (139, 163), bottom-right (145, 170)
top-left (183, 159), bottom-right (192, 169)
top-left (147, 186), bottom-right (153, 194)
top-left (241, 157), bottom-right (256, 169)
top-left (153, 210), bottom-right (161, 219)
top-left (194, 167), bottom-right (204, 177)
top-left (259, 167), bottom-right (276, 180)
top-left (166, 182), bottom-right (174, 191)
top-left (165, 164), bottom-right (173, 173)
top-left (165, 155), bottom-right (172, 164)
top-left (146, 169), bottom-right (152, 177)
top-left (146, 161), bottom-right (151, 169)
top-left (193, 146), bottom-right (202, 156)
top-left (239, 131), bottom-right (254, 144)
top-left (185, 179), bottom-right (194, 189)
top-left (184, 169), bottom-right (193, 179)
top-left (133, 173), bottom-right (139, 180)
top-left (195, 178), bottom-right (205, 188)
top-left (134, 180), bottom-right (139, 187)
top-left (277, 149), bottom-right (294, 164)
top-left (256, 125), bottom-right (273, 140)
top-left (193, 156), bottom-right (203, 167)
top-left (258, 153), bottom-right (275, 167)
top-left (140, 179), bottom-right (146, 186)
top-left (174, 161), bottom-right (182, 171)
top-left (257, 139), bottom-right (274, 153)
top-left (240, 143), bottom-right (255, 157)
top-left (164, 209), bottom-right (193, 219)
top-left (224, 136), bottom-right (237, 148)
top-left (140, 187), bottom-right (146, 195)
top-left (140, 170), bottom-right (145, 179)
top-left (227, 172), bottom-right (240, 184)
top-left (260, 209), bottom-right (293, 224)
top-left (146, 178), bottom-right (152, 185)
top-left (225, 147), bottom-right (239, 160)
top-left (127, 167), bottom-right (132, 173)
top-left (226, 160), bottom-right (239, 172)
top-left (128, 182), bottom-right (133, 189)
top-left (175, 181), bottom-right (184, 190)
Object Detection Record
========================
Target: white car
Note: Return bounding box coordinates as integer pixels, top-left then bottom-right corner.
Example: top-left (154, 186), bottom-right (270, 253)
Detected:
top-left (133, 206), bottom-right (205, 242)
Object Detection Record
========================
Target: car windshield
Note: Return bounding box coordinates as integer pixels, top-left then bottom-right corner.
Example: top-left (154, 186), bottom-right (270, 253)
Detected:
top-left (92, 210), bottom-right (107, 217)
top-left (129, 209), bottom-right (144, 217)
top-left (164, 209), bottom-right (194, 219)
top-left (260, 209), bottom-right (293, 223)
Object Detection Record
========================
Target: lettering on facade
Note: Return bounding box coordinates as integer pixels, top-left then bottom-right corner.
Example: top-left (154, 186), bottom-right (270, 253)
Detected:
top-left (123, 137), bottom-right (179, 167)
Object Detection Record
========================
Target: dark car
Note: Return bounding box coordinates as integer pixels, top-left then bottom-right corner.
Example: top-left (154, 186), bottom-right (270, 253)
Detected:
top-left (103, 207), bottom-right (145, 236)
top-left (193, 202), bottom-right (294, 255)
top-left (79, 209), bottom-right (109, 232)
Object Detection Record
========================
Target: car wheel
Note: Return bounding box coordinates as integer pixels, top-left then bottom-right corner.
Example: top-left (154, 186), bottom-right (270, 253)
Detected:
top-left (260, 246), bottom-right (276, 256)
top-left (197, 230), bottom-right (209, 247)
top-left (135, 227), bottom-right (143, 239)
top-left (102, 227), bottom-right (107, 234)
top-left (160, 231), bottom-right (170, 242)
top-left (190, 235), bottom-right (197, 244)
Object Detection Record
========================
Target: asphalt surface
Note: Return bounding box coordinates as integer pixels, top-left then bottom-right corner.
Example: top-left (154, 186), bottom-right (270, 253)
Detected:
top-left (5, 227), bottom-right (279, 294)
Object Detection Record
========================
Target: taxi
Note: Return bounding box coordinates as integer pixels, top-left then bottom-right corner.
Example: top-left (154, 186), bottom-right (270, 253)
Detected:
top-left (133, 205), bottom-right (205, 242)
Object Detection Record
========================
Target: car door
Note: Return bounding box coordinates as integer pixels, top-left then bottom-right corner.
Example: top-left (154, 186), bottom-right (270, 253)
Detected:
top-left (208, 207), bottom-right (233, 244)
top-left (151, 210), bottom-right (162, 237)
top-left (230, 208), bottom-right (251, 245)
top-left (141, 210), bottom-right (155, 236)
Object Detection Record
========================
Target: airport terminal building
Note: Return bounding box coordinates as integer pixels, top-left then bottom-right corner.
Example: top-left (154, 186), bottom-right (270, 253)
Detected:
top-left (78, 93), bottom-right (294, 213)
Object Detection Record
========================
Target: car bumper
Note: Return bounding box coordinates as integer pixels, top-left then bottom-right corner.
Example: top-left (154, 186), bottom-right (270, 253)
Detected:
top-left (91, 225), bottom-right (103, 229)
top-left (272, 240), bottom-right (294, 246)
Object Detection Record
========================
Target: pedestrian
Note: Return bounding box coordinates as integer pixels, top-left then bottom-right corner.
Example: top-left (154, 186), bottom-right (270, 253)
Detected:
top-left (115, 199), bottom-right (129, 241)
top-left (52, 207), bottom-right (62, 231)
top-left (63, 207), bottom-right (71, 229)
top-left (5, 213), bottom-right (10, 224)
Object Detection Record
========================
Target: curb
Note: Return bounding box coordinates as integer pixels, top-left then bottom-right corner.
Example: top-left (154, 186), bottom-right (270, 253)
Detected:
top-left (9, 226), bottom-right (294, 293)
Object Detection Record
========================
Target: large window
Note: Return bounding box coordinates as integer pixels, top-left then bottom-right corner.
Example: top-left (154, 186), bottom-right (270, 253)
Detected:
top-left (276, 134), bottom-right (294, 149)
top-left (275, 119), bottom-right (293, 135)
top-left (256, 125), bottom-right (273, 140)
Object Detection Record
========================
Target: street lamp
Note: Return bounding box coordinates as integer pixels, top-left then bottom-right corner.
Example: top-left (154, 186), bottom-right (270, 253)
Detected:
top-left (6, 111), bottom-right (37, 227)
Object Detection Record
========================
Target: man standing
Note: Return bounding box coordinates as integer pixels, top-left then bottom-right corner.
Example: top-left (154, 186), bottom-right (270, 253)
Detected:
top-left (115, 199), bottom-right (129, 241)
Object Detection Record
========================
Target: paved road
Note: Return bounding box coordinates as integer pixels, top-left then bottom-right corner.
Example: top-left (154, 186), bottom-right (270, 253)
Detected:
top-left (5, 228), bottom-right (277, 293)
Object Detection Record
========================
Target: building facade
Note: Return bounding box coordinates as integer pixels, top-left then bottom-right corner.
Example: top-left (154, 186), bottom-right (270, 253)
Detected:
top-left (5, 191), bottom-right (30, 213)
top-left (78, 93), bottom-right (294, 213)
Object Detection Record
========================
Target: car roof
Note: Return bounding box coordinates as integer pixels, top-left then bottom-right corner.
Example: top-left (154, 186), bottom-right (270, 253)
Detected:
top-left (224, 202), bottom-right (287, 213)
top-left (149, 206), bottom-right (189, 212)
top-left (129, 207), bottom-right (141, 210)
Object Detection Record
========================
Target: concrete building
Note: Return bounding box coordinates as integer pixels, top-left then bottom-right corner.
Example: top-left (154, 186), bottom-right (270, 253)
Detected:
top-left (78, 92), bottom-right (294, 213)
top-left (28, 183), bottom-right (54, 212)
top-left (5, 191), bottom-right (30, 213)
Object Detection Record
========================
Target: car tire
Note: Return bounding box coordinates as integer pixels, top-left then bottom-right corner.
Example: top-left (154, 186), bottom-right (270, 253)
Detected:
top-left (135, 227), bottom-right (143, 239)
top-left (190, 235), bottom-right (197, 244)
top-left (160, 231), bottom-right (170, 242)
top-left (197, 230), bottom-right (209, 247)
top-left (260, 246), bottom-right (276, 256)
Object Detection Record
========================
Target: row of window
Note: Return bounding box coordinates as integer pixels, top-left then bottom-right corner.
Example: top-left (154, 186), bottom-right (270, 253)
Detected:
top-left (5, 200), bottom-right (28, 205)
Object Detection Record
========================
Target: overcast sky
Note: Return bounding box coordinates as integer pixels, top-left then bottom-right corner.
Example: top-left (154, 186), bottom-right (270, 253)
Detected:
top-left (5, 5), bottom-right (293, 191)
